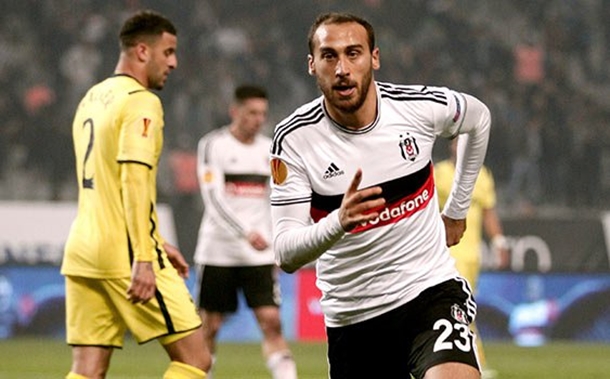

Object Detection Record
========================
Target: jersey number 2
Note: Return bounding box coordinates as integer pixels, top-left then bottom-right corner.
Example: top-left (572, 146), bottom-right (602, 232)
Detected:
top-left (81, 118), bottom-right (95, 189)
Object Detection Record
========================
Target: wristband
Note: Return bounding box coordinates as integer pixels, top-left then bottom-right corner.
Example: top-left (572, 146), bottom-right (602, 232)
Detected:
top-left (491, 235), bottom-right (508, 250)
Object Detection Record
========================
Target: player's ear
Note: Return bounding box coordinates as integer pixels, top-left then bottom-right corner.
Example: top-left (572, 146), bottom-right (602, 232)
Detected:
top-left (135, 42), bottom-right (150, 63)
top-left (229, 103), bottom-right (237, 119)
top-left (307, 54), bottom-right (315, 76)
top-left (371, 47), bottom-right (380, 70)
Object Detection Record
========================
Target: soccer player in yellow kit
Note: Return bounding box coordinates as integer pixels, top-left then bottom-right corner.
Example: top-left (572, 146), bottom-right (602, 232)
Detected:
top-left (435, 137), bottom-right (509, 379)
top-left (61, 10), bottom-right (211, 379)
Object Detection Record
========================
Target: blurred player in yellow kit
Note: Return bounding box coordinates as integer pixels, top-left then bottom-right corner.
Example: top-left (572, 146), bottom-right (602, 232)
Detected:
top-left (435, 137), bottom-right (509, 378)
top-left (61, 10), bottom-right (211, 379)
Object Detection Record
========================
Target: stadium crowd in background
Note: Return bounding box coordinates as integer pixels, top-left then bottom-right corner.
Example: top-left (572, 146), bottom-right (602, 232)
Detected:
top-left (0, 0), bottom-right (609, 215)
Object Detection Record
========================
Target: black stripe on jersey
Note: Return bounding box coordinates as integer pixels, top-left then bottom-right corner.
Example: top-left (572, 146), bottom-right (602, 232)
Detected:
top-left (154, 289), bottom-right (176, 334)
top-left (225, 174), bottom-right (269, 184)
top-left (112, 73), bottom-right (142, 85)
top-left (200, 128), bottom-right (225, 164)
top-left (208, 188), bottom-right (244, 236)
top-left (127, 232), bottom-right (134, 265)
top-left (149, 202), bottom-right (165, 269)
top-left (377, 82), bottom-right (447, 98)
top-left (270, 195), bottom-right (312, 207)
top-left (271, 104), bottom-right (325, 155)
top-left (118, 160), bottom-right (152, 169)
top-left (128, 89), bottom-right (148, 95)
top-left (124, 203), bottom-right (164, 267)
top-left (378, 82), bottom-right (448, 106)
top-left (311, 162), bottom-right (432, 214)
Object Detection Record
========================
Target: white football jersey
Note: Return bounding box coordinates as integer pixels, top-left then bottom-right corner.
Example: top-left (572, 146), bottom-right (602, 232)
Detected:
top-left (270, 82), bottom-right (471, 327)
top-left (194, 126), bottom-right (274, 266)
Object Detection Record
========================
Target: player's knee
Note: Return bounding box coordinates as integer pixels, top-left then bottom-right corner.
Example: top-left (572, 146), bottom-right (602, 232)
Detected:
top-left (201, 314), bottom-right (223, 338)
top-left (67, 363), bottom-right (109, 379)
top-left (258, 315), bottom-right (283, 337)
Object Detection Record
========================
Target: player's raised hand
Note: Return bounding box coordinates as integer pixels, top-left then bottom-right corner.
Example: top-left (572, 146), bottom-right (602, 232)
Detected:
top-left (339, 169), bottom-right (385, 232)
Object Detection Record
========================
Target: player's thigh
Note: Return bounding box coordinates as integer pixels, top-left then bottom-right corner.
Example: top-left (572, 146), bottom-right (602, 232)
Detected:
top-left (327, 309), bottom-right (407, 378)
top-left (106, 268), bottom-right (201, 344)
top-left (239, 265), bottom-right (280, 308)
top-left (196, 265), bottom-right (239, 313)
top-left (409, 278), bottom-right (480, 379)
top-left (424, 361), bottom-right (480, 379)
top-left (65, 275), bottom-right (125, 347)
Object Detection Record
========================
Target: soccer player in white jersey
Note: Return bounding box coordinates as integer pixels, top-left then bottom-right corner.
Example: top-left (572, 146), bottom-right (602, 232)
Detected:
top-left (270, 13), bottom-right (490, 379)
top-left (194, 85), bottom-right (297, 379)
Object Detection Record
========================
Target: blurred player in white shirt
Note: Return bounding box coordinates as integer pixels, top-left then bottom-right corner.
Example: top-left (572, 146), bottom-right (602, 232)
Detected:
top-left (194, 85), bottom-right (297, 379)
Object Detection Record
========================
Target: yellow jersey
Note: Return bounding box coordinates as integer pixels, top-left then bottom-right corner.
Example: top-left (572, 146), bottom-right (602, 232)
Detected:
top-left (434, 160), bottom-right (496, 265)
top-left (62, 75), bottom-right (169, 278)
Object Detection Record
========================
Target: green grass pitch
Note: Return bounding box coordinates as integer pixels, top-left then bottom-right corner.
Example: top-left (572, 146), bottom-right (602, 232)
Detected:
top-left (1, 337), bottom-right (610, 378)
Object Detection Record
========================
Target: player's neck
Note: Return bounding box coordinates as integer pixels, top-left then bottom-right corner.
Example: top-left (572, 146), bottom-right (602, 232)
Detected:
top-left (114, 55), bottom-right (147, 88)
top-left (324, 86), bottom-right (377, 130)
top-left (229, 124), bottom-right (255, 144)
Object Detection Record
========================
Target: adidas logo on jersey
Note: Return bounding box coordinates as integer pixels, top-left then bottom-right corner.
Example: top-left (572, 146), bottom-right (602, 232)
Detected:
top-left (323, 162), bottom-right (344, 179)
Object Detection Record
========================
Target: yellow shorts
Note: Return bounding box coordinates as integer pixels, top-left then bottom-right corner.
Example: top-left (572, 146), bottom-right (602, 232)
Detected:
top-left (65, 266), bottom-right (201, 347)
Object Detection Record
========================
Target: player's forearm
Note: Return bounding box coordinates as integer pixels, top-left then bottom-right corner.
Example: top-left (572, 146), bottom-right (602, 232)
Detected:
top-left (200, 186), bottom-right (247, 237)
top-left (121, 162), bottom-right (154, 262)
top-left (272, 206), bottom-right (345, 273)
top-left (483, 208), bottom-right (504, 238)
top-left (442, 94), bottom-right (491, 220)
top-left (197, 160), bottom-right (248, 237)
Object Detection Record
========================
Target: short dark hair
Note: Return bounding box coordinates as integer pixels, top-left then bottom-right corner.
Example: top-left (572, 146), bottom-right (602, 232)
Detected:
top-left (119, 10), bottom-right (177, 49)
top-left (307, 12), bottom-right (376, 54)
top-left (234, 85), bottom-right (268, 103)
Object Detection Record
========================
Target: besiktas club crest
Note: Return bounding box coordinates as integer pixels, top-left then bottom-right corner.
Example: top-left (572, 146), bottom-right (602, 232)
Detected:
top-left (399, 133), bottom-right (419, 161)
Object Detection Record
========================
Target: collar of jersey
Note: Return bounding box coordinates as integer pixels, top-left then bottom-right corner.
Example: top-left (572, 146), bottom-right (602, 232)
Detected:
top-left (112, 73), bottom-right (144, 87)
top-left (322, 87), bottom-right (381, 135)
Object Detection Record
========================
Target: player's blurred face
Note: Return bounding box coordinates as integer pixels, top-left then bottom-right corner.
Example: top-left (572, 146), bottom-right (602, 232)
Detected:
top-left (308, 22), bottom-right (379, 114)
top-left (146, 32), bottom-right (177, 90)
top-left (232, 97), bottom-right (268, 140)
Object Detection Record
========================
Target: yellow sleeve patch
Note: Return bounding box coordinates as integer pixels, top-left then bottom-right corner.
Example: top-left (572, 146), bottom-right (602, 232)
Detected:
top-left (203, 169), bottom-right (214, 183)
top-left (270, 158), bottom-right (288, 185)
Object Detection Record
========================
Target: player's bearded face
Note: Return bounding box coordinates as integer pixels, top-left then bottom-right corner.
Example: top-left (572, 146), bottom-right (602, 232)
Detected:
top-left (317, 66), bottom-right (373, 114)
top-left (147, 32), bottom-right (177, 90)
top-left (148, 60), bottom-right (166, 90)
top-left (310, 23), bottom-right (378, 114)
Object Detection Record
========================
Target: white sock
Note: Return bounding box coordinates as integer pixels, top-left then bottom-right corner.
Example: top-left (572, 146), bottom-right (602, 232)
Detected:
top-left (266, 350), bottom-right (298, 379)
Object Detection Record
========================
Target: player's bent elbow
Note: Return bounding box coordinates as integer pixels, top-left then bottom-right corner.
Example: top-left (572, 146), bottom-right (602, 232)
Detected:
top-left (280, 263), bottom-right (299, 274)
top-left (275, 255), bottom-right (300, 274)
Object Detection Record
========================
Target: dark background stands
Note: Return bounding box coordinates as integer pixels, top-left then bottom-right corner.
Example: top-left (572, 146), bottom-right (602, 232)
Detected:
top-left (1, 0), bottom-right (609, 251)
